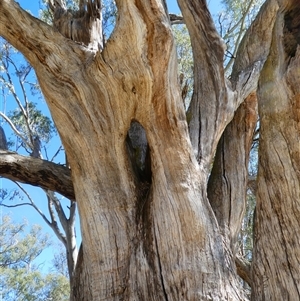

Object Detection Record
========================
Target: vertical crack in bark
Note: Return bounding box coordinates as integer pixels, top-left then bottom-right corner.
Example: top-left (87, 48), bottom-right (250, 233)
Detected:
top-left (154, 228), bottom-right (169, 301)
top-left (221, 138), bottom-right (231, 237)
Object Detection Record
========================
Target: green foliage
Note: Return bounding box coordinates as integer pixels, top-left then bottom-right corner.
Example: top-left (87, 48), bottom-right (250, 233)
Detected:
top-left (8, 102), bottom-right (56, 145)
top-left (0, 215), bottom-right (50, 269)
top-left (1, 268), bottom-right (70, 301)
top-left (217, 0), bottom-right (264, 71)
top-left (0, 215), bottom-right (70, 301)
top-left (172, 24), bottom-right (193, 109)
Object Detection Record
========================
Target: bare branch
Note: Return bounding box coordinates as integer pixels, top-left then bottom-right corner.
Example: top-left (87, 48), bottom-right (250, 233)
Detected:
top-left (50, 145), bottom-right (63, 162)
top-left (169, 14), bottom-right (184, 25)
top-left (13, 183), bottom-right (64, 242)
top-left (0, 150), bottom-right (74, 200)
top-left (1, 55), bottom-right (28, 120)
top-left (46, 193), bottom-right (68, 246)
top-left (46, 191), bottom-right (68, 231)
top-left (225, 0), bottom-right (256, 72)
top-left (69, 201), bottom-right (77, 224)
top-left (1, 202), bottom-right (32, 208)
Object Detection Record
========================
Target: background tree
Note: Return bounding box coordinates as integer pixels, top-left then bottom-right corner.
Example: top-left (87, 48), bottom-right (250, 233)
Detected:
top-left (0, 38), bottom-right (78, 281)
top-left (0, 0), bottom-right (299, 300)
top-left (0, 214), bottom-right (70, 301)
top-left (217, 0), bottom-right (264, 72)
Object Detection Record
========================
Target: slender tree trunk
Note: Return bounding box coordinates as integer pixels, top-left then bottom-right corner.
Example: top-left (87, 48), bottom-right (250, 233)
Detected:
top-left (252, 1), bottom-right (300, 299)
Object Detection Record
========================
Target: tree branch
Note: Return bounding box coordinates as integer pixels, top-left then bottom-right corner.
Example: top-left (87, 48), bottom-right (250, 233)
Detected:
top-left (230, 0), bottom-right (279, 85)
top-left (235, 256), bottom-right (252, 287)
top-left (0, 150), bottom-right (75, 200)
top-left (224, 0), bottom-right (256, 73)
top-left (178, 0), bottom-right (227, 171)
top-left (169, 14), bottom-right (184, 25)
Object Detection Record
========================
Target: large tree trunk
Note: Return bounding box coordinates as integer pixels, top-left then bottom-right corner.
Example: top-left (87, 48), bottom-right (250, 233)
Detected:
top-left (251, 0), bottom-right (300, 299)
top-left (1, 0), bottom-right (300, 300)
top-left (0, 1), bottom-right (243, 300)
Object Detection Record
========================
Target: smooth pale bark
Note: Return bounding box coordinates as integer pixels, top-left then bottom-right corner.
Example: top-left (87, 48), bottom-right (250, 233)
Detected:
top-left (45, 191), bottom-right (78, 281)
top-left (252, 0), bottom-right (300, 299)
top-left (0, 0), bottom-right (244, 300)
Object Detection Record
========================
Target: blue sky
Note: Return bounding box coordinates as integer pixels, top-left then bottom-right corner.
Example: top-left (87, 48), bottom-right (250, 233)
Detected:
top-left (16, 0), bottom-right (222, 19)
top-left (1, 0), bottom-right (223, 273)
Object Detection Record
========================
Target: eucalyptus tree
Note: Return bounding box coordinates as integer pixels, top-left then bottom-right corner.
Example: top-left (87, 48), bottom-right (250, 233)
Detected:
top-left (217, 0), bottom-right (264, 72)
top-left (0, 214), bottom-right (70, 301)
top-left (0, 0), bottom-right (299, 300)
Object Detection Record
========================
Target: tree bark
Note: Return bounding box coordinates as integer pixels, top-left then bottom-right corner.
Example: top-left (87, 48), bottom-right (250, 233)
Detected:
top-left (252, 1), bottom-right (300, 300)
